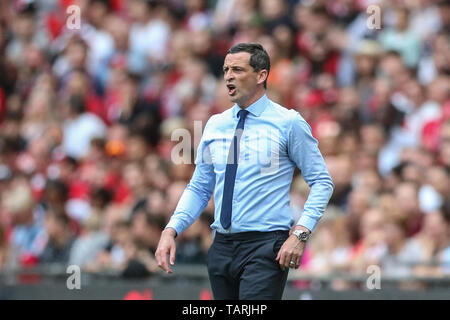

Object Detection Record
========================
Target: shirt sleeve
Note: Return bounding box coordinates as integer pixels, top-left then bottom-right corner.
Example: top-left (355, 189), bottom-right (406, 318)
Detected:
top-left (288, 113), bottom-right (334, 232)
top-left (165, 119), bottom-right (216, 236)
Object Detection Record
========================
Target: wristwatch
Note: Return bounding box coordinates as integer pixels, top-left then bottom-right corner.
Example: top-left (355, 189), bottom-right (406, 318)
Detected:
top-left (292, 229), bottom-right (310, 242)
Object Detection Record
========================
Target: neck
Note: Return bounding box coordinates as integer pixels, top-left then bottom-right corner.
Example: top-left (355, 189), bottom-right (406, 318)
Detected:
top-left (237, 88), bottom-right (265, 109)
top-left (53, 231), bottom-right (70, 247)
top-left (435, 234), bottom-right (448, 250)
top-left (389, 238), bottom-right (405, 253)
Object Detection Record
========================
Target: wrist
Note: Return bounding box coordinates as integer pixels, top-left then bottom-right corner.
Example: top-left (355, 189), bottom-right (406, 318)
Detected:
top-left (292, 228), bottom-right (310, 242)
top-left (163, 227), bottom-right (177, 238)
top-left (294, 225), bottom-right (311, 234)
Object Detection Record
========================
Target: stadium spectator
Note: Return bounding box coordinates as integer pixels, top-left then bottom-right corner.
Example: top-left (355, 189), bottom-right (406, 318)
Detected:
top-left (412, 209), bottom-right (450, 276)
top-left (61, 93), bottom-right (107, 160)
top-left (39, 206), bottom-right (75, 264)
top-left (1, 177), bottom-right (46, 268)
top-left (377, 217), bottom-right (427, 277)
top-left (349, 207), bottom-right (386, 273)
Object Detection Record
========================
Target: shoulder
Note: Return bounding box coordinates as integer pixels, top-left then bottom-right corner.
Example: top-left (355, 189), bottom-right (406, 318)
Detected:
top-left (205, 108), bottom-right (233, 129)
top-left (262, 100), bottom-right (313, 140)
top-left (404, 238), bottom-right (426, 255)
top-left (266, 99), bottom-right (307, 124)
top-left (81, 113), bottom-right (107, 128)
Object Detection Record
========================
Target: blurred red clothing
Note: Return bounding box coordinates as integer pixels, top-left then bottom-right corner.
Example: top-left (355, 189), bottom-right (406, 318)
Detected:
top-left (422, 101), bottom-right (450, 152)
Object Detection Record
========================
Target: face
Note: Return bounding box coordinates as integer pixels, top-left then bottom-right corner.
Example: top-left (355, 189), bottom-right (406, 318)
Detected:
top-left (223, 52), bottom-right (266, 107)
top-left (360, 209), bottom-right (384, 238)
top-left (384, 222), bottom-right (404, 246)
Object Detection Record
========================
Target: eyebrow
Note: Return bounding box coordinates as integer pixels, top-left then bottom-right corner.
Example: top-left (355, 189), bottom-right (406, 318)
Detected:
top-left (223, 65), bottom-right (246, 71)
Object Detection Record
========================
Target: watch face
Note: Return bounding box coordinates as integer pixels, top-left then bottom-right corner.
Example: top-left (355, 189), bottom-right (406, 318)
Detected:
top-left (295, 230), bottom-right (308, 241)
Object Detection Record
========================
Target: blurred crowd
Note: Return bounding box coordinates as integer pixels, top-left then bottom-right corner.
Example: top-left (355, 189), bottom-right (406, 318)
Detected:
top-left (0, 0), bottom-right (449, 286)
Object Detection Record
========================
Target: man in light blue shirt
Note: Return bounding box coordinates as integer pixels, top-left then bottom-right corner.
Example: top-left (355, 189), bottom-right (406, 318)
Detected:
top-left (156, 43), bottom-right (334, 299)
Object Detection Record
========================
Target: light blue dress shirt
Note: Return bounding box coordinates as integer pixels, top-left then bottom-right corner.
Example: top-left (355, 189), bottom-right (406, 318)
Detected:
top-left (166, 94), bottom-right (334, 235)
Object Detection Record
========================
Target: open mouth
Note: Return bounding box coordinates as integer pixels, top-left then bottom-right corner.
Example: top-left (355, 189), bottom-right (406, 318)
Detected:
top-left (226, 83), bottom-right (236, 95)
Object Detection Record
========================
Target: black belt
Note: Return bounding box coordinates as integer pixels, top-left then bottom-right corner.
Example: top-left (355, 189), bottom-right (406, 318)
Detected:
top-left (214, 230), bottom-right (289, 241)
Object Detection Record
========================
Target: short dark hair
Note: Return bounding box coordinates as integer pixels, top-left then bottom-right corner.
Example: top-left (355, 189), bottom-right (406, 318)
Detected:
top-left (227, 42), bottom-right (270, 89)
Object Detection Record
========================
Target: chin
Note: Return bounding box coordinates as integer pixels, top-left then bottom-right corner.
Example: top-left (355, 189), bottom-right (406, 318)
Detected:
top-left (229, 95), bottom-right (239, 103)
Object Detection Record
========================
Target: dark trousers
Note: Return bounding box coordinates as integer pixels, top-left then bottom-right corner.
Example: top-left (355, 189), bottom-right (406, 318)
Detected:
top-left (206, 230), bottom-right (289, 300)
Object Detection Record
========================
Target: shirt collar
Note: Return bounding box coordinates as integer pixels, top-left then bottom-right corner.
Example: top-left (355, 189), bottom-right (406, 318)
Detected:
top-left (232, 94), bottom-right (269, 119)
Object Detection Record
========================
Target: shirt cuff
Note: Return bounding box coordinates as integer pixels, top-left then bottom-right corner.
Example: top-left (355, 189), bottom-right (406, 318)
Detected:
top-left (296, 214), bottom-right (318, 233)
top-left (165, 218), bottom-right (182, 237)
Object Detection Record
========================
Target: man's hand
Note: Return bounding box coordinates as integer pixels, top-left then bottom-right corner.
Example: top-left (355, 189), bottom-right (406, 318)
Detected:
top-left (275, 226), bottom-right (310, 271)
top-left (155, 228), bottom-right (177, 274)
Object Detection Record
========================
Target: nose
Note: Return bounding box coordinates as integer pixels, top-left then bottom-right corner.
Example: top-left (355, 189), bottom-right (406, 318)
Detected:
top-left (224, 69), bottom-right (234, 81)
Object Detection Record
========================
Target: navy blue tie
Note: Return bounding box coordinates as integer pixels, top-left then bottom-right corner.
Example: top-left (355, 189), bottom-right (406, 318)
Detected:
top-left (220, 109), bottom-right (249, 229)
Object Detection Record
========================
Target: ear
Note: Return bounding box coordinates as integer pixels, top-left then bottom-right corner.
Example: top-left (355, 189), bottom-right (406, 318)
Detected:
top-left (257, 69), bottom-right (268, 86)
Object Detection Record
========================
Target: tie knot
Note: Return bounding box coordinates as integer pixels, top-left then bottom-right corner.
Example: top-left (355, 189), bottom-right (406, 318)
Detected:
top-left (238, 109), bottom-right (249, 119)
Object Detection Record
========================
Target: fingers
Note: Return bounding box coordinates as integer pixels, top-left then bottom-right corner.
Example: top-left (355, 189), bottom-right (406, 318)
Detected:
top-left (275, 237), bottom-right (306, 270)
top-left (278, 250), bottom-right (293, 271)
top-left (294, 255), bottom-right (302, 269)
top-left (277, 248), bottom-right (302, 270)
top-left (278, 254), bottom-right (285, 271)
top-left (155, 230), bottom-right (177, 274)
top-left (156, 248), bottom-right (171, 274)
top-left (277, 240), bottom-right (293, 271)
top-left (285, 254), bottom-right (302, 270)
top-left (275, 251), bottom-right (285, 271)
top-left (162, 253), bottom-right (173, 273)
top-left (169, 243), bottom-right (176, 266)
top-left (165, 254), bottom-right (173, 274)
top-left (156, 244), bottom-right (174, 274)
top-left (285, 253), bottom-right (294, 270)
